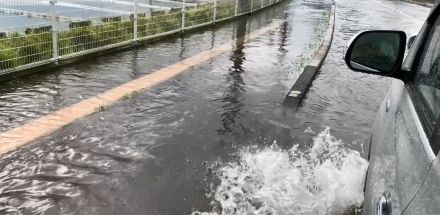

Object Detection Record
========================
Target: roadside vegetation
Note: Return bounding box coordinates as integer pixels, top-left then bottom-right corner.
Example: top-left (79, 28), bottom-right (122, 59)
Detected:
top-left (96, 90), bottom-right (140, 113)
top-left (291, 10), bottom-right (330, 76)
top-left (119, 91), bottom-right (140, 102)
top-left (0, 2), bottom-right (237, 71)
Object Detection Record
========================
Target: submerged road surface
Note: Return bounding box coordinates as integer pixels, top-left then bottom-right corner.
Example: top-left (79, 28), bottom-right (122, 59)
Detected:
top-left (0, 0), bottom-right (431, 214)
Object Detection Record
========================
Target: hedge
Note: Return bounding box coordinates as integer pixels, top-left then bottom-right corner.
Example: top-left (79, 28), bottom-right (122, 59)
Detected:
top-left (0, 2), bottom-right (247, 71)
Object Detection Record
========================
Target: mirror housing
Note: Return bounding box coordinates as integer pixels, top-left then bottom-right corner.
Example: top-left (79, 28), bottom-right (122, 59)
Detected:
top-left (345, 30), bottom-right (407, 77)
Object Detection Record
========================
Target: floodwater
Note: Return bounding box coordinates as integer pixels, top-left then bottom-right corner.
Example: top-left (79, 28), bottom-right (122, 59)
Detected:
top-left (0, 0), bottom-right (431, 214)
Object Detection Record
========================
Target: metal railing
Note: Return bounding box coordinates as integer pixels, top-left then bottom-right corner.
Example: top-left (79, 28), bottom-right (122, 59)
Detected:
top-left (0, 0), bottom-right (282, 75)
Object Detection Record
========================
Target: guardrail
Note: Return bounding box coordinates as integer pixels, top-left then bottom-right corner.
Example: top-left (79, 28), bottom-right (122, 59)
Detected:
top-left (0, 0), bottom-right (283, 77)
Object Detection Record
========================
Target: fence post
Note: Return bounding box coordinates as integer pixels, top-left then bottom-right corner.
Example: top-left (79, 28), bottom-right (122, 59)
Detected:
top-left (213, 0), bottom-right (217, 22)
top-left (235, 0), bottom-right (238, 16)
top-left (133, 0), bottom-right (138, 42)
top-left (260, 0), bottom-right (263, 8)
top-left (182, 0), bottom-right (186, 30)
top-left (50, 0), bottom-right (59, 63)
top-left (250, 0), bottom-right (253, 13)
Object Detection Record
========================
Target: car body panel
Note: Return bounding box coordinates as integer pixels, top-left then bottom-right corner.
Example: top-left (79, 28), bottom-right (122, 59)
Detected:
top-left (364, 80), bottom-right (397, 215)
top-left (393, 86), bottom-right (435, 211)
top-left (363, 79), bottom-right (435, 214)
top-left (402, 155), bottom-right (439, 215)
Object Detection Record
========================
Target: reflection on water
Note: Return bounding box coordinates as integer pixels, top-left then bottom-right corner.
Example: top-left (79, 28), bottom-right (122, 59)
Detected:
top-left (278, 12), bottom-right (290, 53)
top-left (217, 18), bottom-right (248, 133)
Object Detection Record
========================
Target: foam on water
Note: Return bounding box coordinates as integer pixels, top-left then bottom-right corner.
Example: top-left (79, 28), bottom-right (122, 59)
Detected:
top-left (194, 128), bottom-right (369, 215)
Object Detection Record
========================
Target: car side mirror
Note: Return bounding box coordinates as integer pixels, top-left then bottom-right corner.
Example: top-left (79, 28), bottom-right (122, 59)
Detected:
top-left (345, 30), bottom-right (406, 76)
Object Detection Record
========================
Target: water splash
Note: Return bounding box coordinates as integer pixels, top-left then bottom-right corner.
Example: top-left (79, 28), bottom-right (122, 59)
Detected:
top-left (194, 128), bottom-right (368, 215)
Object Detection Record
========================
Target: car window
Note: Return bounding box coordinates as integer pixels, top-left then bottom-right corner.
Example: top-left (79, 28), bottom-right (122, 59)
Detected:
top-left (415, 16), bottom-right (440, 120)
top-left (403, 23), bottom-right (427, 71)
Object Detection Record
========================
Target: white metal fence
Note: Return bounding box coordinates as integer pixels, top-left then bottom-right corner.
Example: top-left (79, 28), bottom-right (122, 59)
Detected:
top-left (0, 0), bottom-right (281, 74)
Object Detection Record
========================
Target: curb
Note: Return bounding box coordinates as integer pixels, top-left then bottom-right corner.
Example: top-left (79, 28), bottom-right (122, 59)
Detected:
top-left (283, 2), bottom-right (335, 109)
top-left (405, 0), bottom-right (434, 8)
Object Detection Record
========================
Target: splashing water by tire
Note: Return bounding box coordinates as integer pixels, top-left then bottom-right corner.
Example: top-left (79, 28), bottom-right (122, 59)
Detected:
top-left (194, 128), bottom-right (369, 215)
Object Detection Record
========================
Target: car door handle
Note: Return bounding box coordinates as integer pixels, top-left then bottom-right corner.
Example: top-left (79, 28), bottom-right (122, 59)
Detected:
top-left (376, 195), bottom-right (388, 215)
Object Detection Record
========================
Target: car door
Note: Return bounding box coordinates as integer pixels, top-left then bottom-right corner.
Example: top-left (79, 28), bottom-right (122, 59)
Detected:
top-left (402, 140), bottom-right (440, 214)
top-left (364, 9), bottom-right (440, 215)
top-left (364, 80), bottom-right (436, 215)
top-left (400, 7), bottom-right (440, 214)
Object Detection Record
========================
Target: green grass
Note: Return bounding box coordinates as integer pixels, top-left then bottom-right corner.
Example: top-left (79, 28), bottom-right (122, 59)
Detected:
top-left (185, 4), bottom-right (215, 26)
top-left (97, 104), bottom-right (108, 112)
top-left (119, 90), bottom-right (139, 102)
top-left (137, 11), bottom-right (182, 37)
top-left (0, 31), bottom-right (53, 70)
top-left (291, 10), bottom-right (331, 74)
top-left (215, 1), bottom-right (236, 20)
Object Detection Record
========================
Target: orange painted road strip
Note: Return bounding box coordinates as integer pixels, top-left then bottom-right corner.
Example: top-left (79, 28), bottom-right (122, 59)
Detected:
top-left (0, 21), bottom-right (280, 154)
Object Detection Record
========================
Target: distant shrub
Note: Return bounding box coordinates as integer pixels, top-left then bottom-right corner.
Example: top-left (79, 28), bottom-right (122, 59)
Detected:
top-left (102, 16), bottom-right (122, 23)
top-left (69, 21), bottom-right (92, 29)
top-left (25, 26), bottom-right (52, 35)
top-left (151, 10), bottom-right (167, 17)
top-left (185, 4), bottom-right (214, 26)
top-left (215, 1), bottom-right (235, 20)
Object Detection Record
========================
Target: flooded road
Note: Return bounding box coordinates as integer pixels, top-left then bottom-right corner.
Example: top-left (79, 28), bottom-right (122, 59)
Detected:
top-left (0, 0), bottom-right (431, 214)
top-left (296, 0), bottom-right (430, 146)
